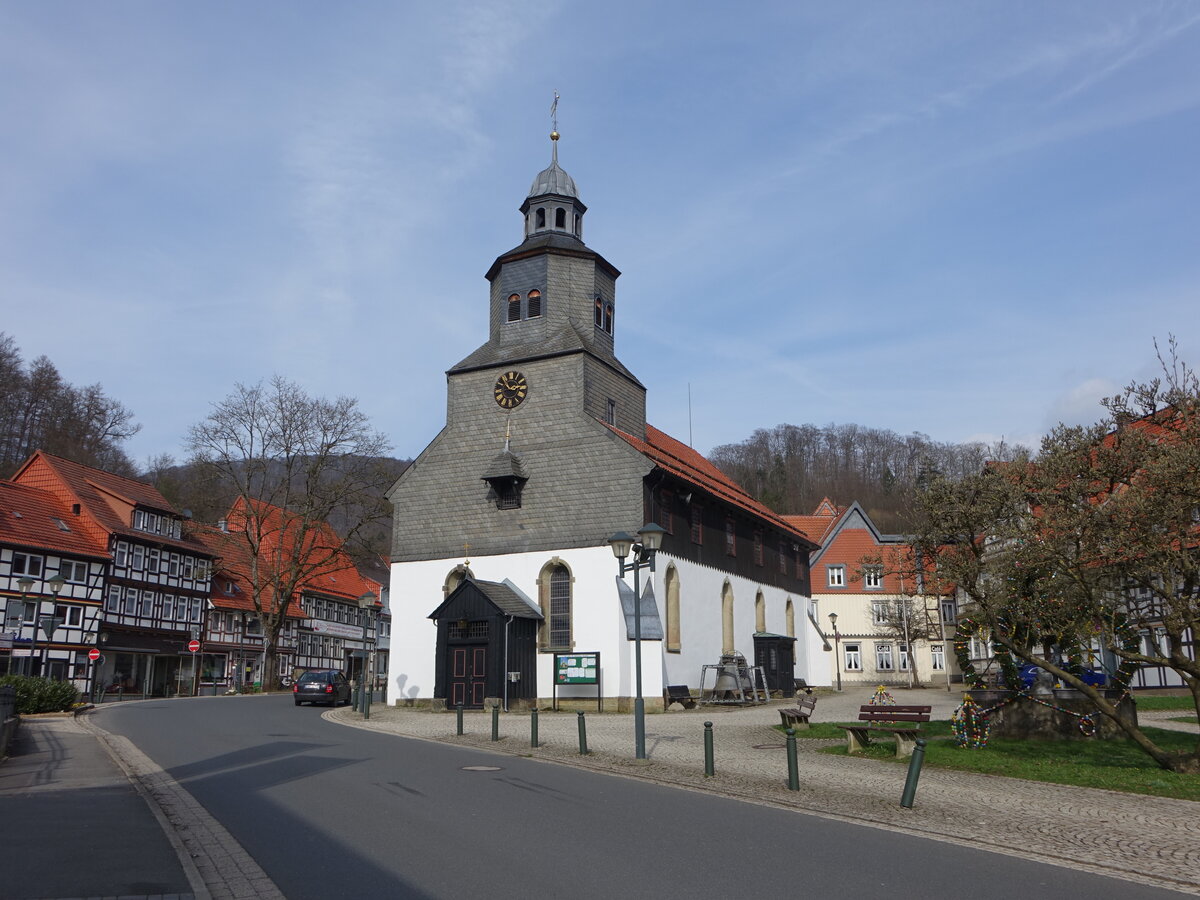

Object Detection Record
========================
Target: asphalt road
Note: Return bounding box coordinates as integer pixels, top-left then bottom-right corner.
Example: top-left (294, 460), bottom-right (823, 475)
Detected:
top-left (95, 695), bottom-right (1188, 900)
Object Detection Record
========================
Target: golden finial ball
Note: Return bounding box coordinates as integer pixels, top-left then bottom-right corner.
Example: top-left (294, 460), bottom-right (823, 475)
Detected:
top-left (550, 131), bottom-right (560, 141)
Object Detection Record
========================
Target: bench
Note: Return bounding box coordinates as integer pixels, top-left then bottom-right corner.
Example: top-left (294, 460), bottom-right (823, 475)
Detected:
top-left (778, 695), bottom-right (817, 730)
top-left (836, 705), bottom-right (931, 758)
top-left (665, 684), bottom-right (697, 710)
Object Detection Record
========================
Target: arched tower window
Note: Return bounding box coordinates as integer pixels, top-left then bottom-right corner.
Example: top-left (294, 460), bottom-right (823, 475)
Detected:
top-left (665, 565), bottom-right (681, 653)
top-left (721, 581), bottom-right (735, 654)
top-left (755, 590), bottom-right (766, 633)
top-left (604, 303), bottom-right (613, 335)
top-left (538, 560), bottom-right (573, 651)
top-left (555, 207), bottom-right (566, 229)
top-left (526, 289), bottom-right (542, 318)
top-left (507, 294), bottom-right (521, 322)
top-left (536, 207), bottom-right (546, 228)
top-left (785, 598), bottom-right (795, 638)
top-left (594, 297), bottom-right (603, 327)
top-left (574, 213), bottom-right (581, 236)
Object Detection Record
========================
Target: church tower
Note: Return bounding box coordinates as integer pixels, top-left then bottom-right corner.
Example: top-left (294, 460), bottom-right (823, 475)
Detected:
top-left (447, 126), bottom-right (646, 438)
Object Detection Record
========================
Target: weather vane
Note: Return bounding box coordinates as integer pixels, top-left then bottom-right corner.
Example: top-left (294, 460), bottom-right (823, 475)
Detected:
top-left (550, 90), bottom-right (560, 139)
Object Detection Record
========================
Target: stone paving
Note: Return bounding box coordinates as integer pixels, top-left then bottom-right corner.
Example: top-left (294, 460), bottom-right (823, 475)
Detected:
top-left (331, 689), bottom-right (1200, 896)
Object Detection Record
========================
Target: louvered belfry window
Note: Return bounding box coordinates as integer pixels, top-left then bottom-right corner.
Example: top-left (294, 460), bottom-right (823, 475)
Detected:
top-left (507, 294), bottom-right (521, 322)
top-left (549, 566), bottom-right (571, 648)
top-left (527, 290), bottom-right (542, 318)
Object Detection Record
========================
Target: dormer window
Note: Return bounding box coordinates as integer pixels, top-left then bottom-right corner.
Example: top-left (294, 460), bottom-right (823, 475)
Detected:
top-left (527, 290), bottom-right (542, 318)
top-left (508, 294), bottom-right (521, 322)
top-left (555, 207), bottom-right (566, 228)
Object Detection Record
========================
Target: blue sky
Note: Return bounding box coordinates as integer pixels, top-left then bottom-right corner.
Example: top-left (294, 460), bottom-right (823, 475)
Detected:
top-left (3, 2), bottom-right (1198, 466)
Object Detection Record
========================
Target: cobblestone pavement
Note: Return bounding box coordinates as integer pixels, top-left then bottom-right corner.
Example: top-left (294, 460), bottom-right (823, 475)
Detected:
top-left (331, 689), bottom-right (1200, 896)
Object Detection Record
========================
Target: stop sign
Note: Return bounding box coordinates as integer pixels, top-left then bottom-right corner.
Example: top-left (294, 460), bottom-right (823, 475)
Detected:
top-left (88, 647), bottom-right (101, 661)
top-left (188, 639), bottom-right (201, 653)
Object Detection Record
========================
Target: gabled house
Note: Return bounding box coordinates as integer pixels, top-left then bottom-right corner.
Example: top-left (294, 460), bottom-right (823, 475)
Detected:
top-left (790, 498), bottom-right (957, 688)
top-left (1, 479), bottom-right (108, 690)
top-left (10, 451), bottom-right (214, 698)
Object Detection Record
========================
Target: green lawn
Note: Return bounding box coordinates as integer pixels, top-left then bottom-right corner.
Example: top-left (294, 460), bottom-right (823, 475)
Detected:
top-left (1133, 695), bottom-right (1197, 711)
top-left (807, 724), bottom-right (1200, 801)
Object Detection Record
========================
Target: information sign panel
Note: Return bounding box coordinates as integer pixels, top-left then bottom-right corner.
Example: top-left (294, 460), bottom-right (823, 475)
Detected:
top-left (555, 652), bottom-right (599, 684)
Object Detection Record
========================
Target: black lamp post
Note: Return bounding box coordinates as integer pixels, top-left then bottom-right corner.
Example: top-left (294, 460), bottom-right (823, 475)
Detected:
top-left (829, 612), bottom-right (842, 692)
top-left (15, 577), bottom-right (35, 676)
top-left (608, 523), bottom-right (665, 761)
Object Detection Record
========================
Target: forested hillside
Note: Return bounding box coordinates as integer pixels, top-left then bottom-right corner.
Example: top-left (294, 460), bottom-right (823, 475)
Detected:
top-left (709, 422), bottom-right (1022, 534)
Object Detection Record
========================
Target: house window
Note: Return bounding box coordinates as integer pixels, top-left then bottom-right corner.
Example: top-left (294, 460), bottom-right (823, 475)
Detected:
top-left (114, 542), bottom-right (128, 568)
top-left (941, 598), bottom-right (957, 624)
top-left (658, 491), bottom-right (673, 534)
top-left (182, 557), bottom-right (194, 579)
top-left (61, 560), bottom-right (88, 583)
top-left (827, 565), bottom-right (845, 587)
top-left (122, 588), bottom-right (137, 615)
top-left (898, 642), bottom-right (911, 671)
top-left (725, 519), bottom-right (736, 556)
top-left (872, 602), bottom-right (887, 625)
top-left (12, 553), bottom-right (43, 577)
top-left (527, 290), bottom-right (542, 318)
top-left (753, 532), bottom-right (764, 566)
top-left (148, 548), bottom-right (160, 574)
top-left (163, 595), bottom-right (175, 620)
top-left (844, 642), bottom-right (862, 671)
top-left (876, 642), bottom-right (894, 671)
top-left (140, 590), bottom-right (154, 617)
top-left (863, 566), bottom-right (883, 590)
top-left (690, 507), bottom-right (703, 544)
top-left (246, 618), bottom-right (263, 636)
top-left (931, 643), bottom-right (945, 671)
top-left (969, 637), bottom-right (992, 659)
top-left (191, 599), bottom-right (203, 622)
top-left (131, 545), bottom-right (145, 570)
top-left (778, 538), bottom-right (787, 574)
top-left (507, 294), bottom-right (521, 322)
top-left (53, 604), bottom-right (83, 628)
top-left (168, 554), bottom-right (179, 577)
top-left (106, 585), bottom-right (121, 613)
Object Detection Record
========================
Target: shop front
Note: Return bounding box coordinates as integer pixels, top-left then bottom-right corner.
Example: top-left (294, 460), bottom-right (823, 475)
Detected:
top-left (94, 628), bottom-right (200, 701)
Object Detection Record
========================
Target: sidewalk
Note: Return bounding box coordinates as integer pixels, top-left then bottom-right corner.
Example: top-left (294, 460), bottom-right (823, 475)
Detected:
top-left (0, 714), bottom-right (195, 900)
top-left (331, 689), bottom-right (1200, 896)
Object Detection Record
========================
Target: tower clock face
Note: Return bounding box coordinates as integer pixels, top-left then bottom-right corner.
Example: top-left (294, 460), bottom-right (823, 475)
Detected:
top-left (493, 371), bottom-right (528, 409)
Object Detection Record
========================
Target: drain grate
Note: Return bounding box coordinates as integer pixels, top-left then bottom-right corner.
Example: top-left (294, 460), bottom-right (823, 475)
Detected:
top-left (461, 765), bottom-right (503, 772)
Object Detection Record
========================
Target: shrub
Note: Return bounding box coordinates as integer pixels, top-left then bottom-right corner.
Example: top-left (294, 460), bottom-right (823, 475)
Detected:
top-left (0, 675), bottom-right (80, 714)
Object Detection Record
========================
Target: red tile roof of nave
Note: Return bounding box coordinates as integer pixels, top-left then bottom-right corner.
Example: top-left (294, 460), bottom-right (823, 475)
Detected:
top-left (0, 480), bottom-right (109, 559)
top-left (604, 423), bottom-right (817, 546)
top-left (11, 451), bottom-right (209, 554)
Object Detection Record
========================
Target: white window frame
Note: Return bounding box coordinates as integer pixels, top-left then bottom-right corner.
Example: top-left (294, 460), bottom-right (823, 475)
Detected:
top-left (61, 560), bottom-right (89, 583)
top-left (12, 552), bottom-right (44, 577)
top-left (106, 585), bottom-right (121, 613)
top-left (827, 565), bottom-right (846, 588)
top-left (843, 642), bottom-right (862, 671)
top-left (931, 643), bottom-right (945, 671)
top-left (863, 565), bottom-right (883, 590)
top-left (131, 545), bottom-right (145, 570)
top-left (898, 642), bottom-right (910, 671)
top-left (941, 598), bottom-right (957, 624)
top-left (53, 603), bottom-right (84, 628)
top-left (876, 642), bottom-right (894, 671)
top-left (871, 602), bottom-right (887, 625)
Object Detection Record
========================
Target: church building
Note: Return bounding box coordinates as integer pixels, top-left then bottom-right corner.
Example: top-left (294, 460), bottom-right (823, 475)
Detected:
top-left (386, 128), bottom-right (822, 709)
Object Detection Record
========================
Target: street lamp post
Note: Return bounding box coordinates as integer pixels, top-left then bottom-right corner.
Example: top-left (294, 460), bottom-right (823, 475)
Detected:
top-left (608, 523), bottom-right (665, 761)
top-left (16, 577), bottom-right (35, 676)
top-left (39, 575), bottom-right (67, 676)
top-left (829, 612), bottom-right (842, 692)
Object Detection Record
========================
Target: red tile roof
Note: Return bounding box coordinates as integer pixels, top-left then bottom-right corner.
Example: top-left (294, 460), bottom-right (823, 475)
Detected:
top-left (784, 498), bottom-right (843, 544)
top-left (605, 423), bottom-right (818, 546)
top-left (0, 480), bottom-right (109, 559)
top-left (10, 451), bottom-right (209, 555)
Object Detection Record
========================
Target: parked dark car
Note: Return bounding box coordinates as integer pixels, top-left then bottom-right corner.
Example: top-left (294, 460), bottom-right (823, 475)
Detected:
top-left (1018, 663), bottom-right (1107, 688)
top-left (293, 669), bottom-right (351, 706)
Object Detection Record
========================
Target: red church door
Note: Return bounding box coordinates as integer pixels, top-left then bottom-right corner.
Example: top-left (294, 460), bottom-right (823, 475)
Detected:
top-left (449, 645), bottom-right (487, 708)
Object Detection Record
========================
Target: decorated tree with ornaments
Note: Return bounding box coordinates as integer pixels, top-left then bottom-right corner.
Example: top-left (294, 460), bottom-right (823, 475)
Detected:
top-left (904, 340), bottom-right (1200, 774)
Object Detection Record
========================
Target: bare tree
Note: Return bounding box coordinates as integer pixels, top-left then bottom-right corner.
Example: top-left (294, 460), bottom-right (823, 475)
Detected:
top-left (186, 377), bottom-right (393, 689)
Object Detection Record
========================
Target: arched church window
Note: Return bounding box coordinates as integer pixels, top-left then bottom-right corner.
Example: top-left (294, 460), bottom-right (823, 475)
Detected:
top-left (574, 213), bottom-right (581, 236)
top-left (721, 581), bottom-right (735, 654)
top-left (665, 565), bottom-right (681, 652)
top-left (507, 294), bottom-right (521, 322)
top-left (538, 560), bottom-right (573, 651)
top-left (755, 590), bottom-right (766, 632)
top-left (527, 289), bottom-right (542, 318)
top-left (555, 207), bottom-right (566, 229)
top-left (604, 303), bottom-right (613, 335)
top-left (595, 297), bottom-right (604, 328)
top-left (536, 207), bottom-right (546, 228)
top-left (785, 598), bottom-right (795, 637)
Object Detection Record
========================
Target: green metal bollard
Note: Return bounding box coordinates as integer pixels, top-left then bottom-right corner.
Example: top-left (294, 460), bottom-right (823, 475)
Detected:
top-left (786, 728), bottom-right (800, 791)
top-left (703, 721), bottom-right (715, 777)
top-left (491, 704), bottom-right (500, 741)
top-left (352, 682), bottom-right (360, 712)
top-left (900, 738), bottom-right (928, 808)
top-left (531, 708), bottom-right (539, 748)
top-left (456, 703), bottom-right (464, 735)
top-left (577, 710), bottom-right (589, 755)
top-left (363, 682), bottom-right (371, 719)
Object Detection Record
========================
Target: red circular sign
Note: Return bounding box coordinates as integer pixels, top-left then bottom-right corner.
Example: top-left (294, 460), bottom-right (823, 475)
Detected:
top-left (88, 648), bottom-right (101, 661)
top-left (188, 640), bottom-right (201, 653)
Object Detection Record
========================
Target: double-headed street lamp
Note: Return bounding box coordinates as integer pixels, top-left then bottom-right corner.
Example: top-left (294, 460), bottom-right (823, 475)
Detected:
top-left (14, 574), bottom-right (64, 676)
top-left (828, 612), bottom-right (842, 692)
top-left (607, 522), bottom-right (665, 761)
